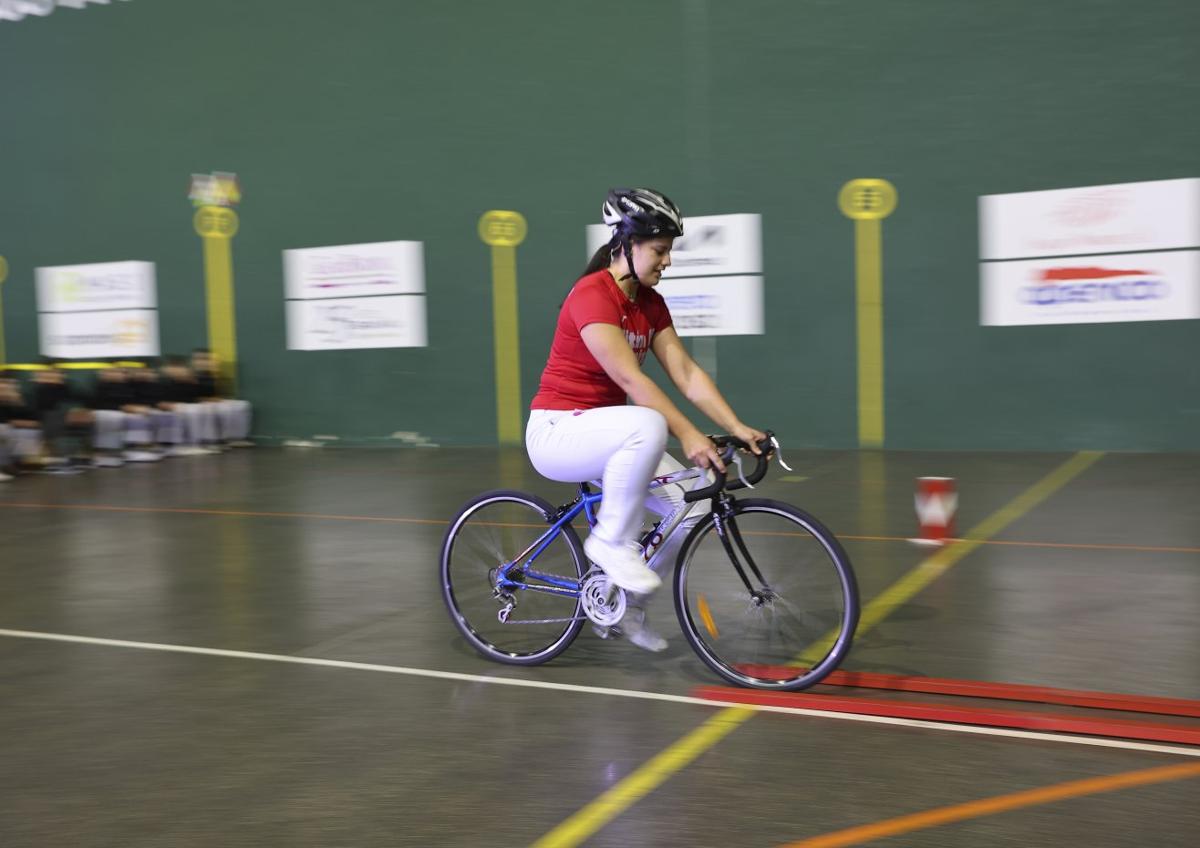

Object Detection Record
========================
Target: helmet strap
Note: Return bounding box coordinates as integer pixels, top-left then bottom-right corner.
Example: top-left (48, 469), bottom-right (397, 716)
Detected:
top-left (621, 238), bottom-right (640, 285)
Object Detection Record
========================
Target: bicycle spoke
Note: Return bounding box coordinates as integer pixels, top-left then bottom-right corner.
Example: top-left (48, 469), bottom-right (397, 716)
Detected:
top-left (442, 492), bottom-right (585, 665)
top-left (676, 499), bottom-right (858, 690)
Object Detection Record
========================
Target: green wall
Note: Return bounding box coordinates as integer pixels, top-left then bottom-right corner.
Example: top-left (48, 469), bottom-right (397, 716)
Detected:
top-left (2, 0), bottom-right (1197, 450)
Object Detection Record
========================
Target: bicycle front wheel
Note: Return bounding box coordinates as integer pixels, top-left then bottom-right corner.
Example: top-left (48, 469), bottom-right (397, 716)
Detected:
top-left (674, 498), bottom-right (859, 690)
top-left (441, 490), bottom-right (586, 665)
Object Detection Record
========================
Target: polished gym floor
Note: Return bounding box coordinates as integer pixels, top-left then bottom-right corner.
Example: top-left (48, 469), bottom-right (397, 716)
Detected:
top-left (2, 447), bottom-right (1198, 846)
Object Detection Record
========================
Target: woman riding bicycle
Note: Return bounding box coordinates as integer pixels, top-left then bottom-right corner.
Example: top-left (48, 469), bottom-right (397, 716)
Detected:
top-left (526, 187), bottom-right (764, 652)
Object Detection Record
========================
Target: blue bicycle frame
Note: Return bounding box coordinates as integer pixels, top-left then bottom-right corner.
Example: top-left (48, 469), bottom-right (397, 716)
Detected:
top-left (495, 466), bottom-right (709, 598)
top-left (494, 485), bottom-right (601, 597)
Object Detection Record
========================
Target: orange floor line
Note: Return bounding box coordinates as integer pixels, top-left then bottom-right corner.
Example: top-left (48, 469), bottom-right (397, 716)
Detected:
top-left (1, 501), bottom-right (1196, 554)
top-left (781, 761), bottom-right (1200, 847)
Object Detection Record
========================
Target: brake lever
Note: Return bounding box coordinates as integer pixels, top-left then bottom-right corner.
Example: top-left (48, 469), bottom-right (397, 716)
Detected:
top-left (769, 435), bottom-right (793, 472)
top-left (731, 452), bottom-right (754, 489)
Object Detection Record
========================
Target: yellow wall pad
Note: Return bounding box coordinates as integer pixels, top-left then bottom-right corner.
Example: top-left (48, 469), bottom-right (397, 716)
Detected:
top-left (530, 707), bottom-right (753, 848)
top-left (781, 760), bottom-right (1200, 848)
top-left (839, 179), bottom-right (897, 448)
top-left (194, 205), bottom-right (240, 394)
top-left (478, 210), bottom-right (527, 446)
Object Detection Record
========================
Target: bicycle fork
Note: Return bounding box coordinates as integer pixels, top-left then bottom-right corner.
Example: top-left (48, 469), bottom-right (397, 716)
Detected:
top-left (712, 495), bottom-right (776, 606)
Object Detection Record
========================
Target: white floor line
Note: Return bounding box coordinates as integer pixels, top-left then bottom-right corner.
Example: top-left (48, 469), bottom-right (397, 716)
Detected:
top-left (3, 626), bottom-right (1198, 760)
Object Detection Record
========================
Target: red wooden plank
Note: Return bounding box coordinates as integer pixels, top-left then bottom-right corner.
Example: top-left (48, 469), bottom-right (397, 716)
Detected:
top-left (695, 686), bottom-right (1200, 746)
top-left (733, 665), bottom-right (1200, 719)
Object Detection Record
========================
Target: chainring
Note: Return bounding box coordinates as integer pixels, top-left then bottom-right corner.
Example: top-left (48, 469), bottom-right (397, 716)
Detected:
top-left (580, 569), bottom-right (627, 627)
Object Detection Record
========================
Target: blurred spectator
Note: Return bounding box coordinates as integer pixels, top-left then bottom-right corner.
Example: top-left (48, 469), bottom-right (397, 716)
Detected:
top-left (192, 348), bottom-right (253, 447)
top-left (29, 361), bottom-right (93, 473)
top-left (1, 371), bottom-right (41, 479)
top-left (159, 355), bottom-right (219, 455)
top-left (129, 359), bottom-right (186, 454)
top-left (87, 364), bottom-right (161, 466)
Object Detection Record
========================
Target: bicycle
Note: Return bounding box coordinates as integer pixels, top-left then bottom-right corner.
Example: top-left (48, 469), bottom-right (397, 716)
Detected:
top-left (439, 432), bottom-right (859, 691)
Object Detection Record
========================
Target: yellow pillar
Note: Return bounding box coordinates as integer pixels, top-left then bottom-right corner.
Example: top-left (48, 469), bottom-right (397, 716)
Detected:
top-left (193, 206), bottom-right (240, 392)
top-left (839, 179), bottom-right (897, 448)
top-left (478, 210), bottom-right (527, 446)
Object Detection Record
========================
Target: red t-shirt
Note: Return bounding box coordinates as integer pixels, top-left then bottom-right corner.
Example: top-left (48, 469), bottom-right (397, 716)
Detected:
top-left (531, 269), bottom-right (674, 410)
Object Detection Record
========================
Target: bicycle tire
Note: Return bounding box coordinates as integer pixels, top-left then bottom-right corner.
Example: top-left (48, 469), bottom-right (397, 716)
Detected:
top-left (674, 498), bottom-right (859, 690)
top-left (441, 489), bottom-right (586, 665)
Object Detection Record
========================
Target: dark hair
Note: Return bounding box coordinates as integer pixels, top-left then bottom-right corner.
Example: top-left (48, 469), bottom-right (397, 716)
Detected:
top-left (582, 236), bottom-right (619, 278)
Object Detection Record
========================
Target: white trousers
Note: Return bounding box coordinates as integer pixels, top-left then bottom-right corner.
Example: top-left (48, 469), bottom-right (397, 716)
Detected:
top-left (0, 424), bottom-right (42, 462)
top-left (212, 399), bottom-right (252, 440)
top-left (177, 403), bottom-right (219, 444)
top-left (526, 407), bottom-right (711, 559)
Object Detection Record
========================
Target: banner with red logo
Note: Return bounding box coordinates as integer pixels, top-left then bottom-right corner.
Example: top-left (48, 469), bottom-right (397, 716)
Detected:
top-left (980, 179), bottom-right (1200, 326)
top-left (981, 251), bottom-right (1200, 326)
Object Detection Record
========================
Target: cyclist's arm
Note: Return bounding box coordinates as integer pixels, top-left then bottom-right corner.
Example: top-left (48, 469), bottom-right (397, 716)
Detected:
top-left (579, 323), bottom-right (724, 470)
top-left (651, 327), bottom-right (764, 453)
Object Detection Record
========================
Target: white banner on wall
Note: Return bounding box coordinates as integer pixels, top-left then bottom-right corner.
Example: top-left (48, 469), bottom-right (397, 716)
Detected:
top-left (980, 178), bottom-right (1200, 260)
top-left (585, 213), bottom-right (764, 337)
top-left (286, 296), bottom-right (427, 351)
top-left (36, 260), bottom-right (157, 313)
top-left (283, 240), bottom-right (428, 350)
top-left (39, 309), bottom-right (161, 359)
top-left (284, 240), bottom-right (424, 300)
top-left (658, 276), bottom-right (764, 335)
top-left (980, 178), bottom-right (1200, 326)
top-left (981, 251), bottom-right (1200, 326)
top-left (587, 213), bottom-right (762, 280)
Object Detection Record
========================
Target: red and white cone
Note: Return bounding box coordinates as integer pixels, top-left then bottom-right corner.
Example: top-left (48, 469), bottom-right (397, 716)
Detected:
top-left (910, 477), bottom-right (957, 546)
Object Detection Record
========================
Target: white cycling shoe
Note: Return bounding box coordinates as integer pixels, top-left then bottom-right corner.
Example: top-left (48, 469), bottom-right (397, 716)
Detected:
top-left (593, 605), bottom-right (669, 653)
top-left (618, 606), bottom-right (669, 653)
top-left (583, 534), bottom-right (661, 595)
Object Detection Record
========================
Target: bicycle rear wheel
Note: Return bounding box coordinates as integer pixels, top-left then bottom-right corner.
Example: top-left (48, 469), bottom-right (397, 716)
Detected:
top-left (674, 498), bottom-right (859, 690)
top-left (441, 489), bottom-right (586, 665)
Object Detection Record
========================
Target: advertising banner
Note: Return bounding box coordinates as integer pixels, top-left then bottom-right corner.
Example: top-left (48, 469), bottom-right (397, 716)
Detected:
top-left (658, 276), bottom-right (764, 335)
top-left (38, 309), bottom-right (160, 359)
top-left (587, 213), bottom-right (762, 280)
top-left (979, 178), bottom-right (1200, 261)
top-left (283, 240), bottom-right (428, 350)
top-left (284, 241), bottom-right (424, 300)
top-left (585, 213), bottom-right (764, 337)
top-left (286, 296), bottom-right (427, 350)
top-left (981, 251), bottom-right (1200, 326)
top-left (36, 260), bottom-right (157, 313)
top-left (980, 179), bottom-right (1200, 325)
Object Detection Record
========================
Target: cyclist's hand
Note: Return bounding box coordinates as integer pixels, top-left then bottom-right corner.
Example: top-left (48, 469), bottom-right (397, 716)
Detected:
top-left (730, 424), bottom-right (767, 455)
top-left (682, 430), bottom-right (725, 472)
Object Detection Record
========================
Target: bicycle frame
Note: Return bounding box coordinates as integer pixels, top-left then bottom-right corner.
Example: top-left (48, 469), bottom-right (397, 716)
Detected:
top-left (495, 466), bottom-right (709, 598)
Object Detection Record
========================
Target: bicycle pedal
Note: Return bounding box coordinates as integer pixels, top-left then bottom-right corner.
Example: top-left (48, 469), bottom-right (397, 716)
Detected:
top-left (592, 624), bottom-right (622, 641)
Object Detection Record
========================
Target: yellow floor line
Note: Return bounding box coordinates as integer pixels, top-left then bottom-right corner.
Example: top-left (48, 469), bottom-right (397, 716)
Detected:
top-left (529, 451), bottom-right (1105, 847)
top-left (529, 707), bottom-right (754, 848)
top-left (854, 450), bottom-right (1103, 635)
top-left (781, 760), bottom-right (1200, 848)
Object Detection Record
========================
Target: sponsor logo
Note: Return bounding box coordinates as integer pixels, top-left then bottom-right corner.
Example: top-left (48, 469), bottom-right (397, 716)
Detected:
top-left (623, 330), bottom-right (650, 363)
top-left (1051, 188), bottom-right (1130, 228)
top-left (53, 270), bottom-right (141, 305)
top-left (310, 303), bottom-right (403, 344)
top-left (1019, 266), bottom-right (1169, 306)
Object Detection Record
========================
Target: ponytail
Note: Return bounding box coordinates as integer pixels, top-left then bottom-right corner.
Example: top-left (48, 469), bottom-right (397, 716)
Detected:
top-left (582, 236), bottom-right (619, 277)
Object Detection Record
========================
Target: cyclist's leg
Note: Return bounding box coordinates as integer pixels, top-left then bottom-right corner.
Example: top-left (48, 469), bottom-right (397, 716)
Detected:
top-left (611, 453), bottom-right (714, 651)
top-left (526, 406), bottom-right (666, 593)
top-left (644, 452), bottom-right (713, 568)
